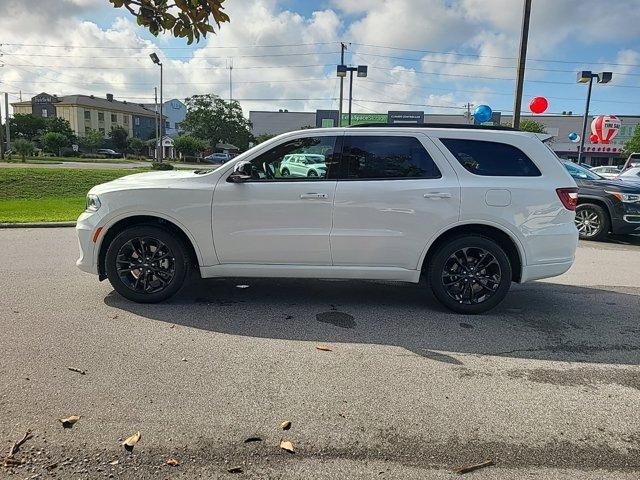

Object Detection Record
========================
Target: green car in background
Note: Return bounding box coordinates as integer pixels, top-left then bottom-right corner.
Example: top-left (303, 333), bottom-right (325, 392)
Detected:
top-left (280, 153), bottom-right (327, 178)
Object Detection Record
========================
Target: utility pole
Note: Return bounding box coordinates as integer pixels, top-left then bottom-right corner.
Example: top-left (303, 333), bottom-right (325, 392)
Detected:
top-left (228, 57), bottom-right (233, 108)
top-left (4, 92), bottom-right (9, 154)
top-left (154, 87), bottom-right (159, 159)
top-left (512, 0), bottom-right (532, 129)
top-left (338, 42), bottom-right (347, 127)
top-left (0, 92), bottom-right (4, 160)
top-left (159, 62), bottom-right (163, 162)
top-left (463, 102), bottom-right (474, 124)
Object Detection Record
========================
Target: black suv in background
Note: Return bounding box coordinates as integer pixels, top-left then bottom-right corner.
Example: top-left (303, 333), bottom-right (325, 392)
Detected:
top-left (563, 162), bottom-right (640, 240)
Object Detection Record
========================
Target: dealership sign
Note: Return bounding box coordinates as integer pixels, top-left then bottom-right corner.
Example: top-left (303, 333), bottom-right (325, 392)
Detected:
top-left (340, 113), bottom-right (387, 126)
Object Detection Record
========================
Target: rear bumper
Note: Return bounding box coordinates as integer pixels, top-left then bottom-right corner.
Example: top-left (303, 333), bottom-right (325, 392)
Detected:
top-left (520, 259), bottom-right (573, 282)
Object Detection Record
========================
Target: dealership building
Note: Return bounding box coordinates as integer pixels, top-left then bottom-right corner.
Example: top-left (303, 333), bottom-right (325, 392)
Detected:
top-left (249, 109), bottom-right (639, 166)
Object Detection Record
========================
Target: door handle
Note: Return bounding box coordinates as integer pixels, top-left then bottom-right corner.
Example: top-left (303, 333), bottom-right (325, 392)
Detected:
top-left (300, 193), bottom-right (328, 199)
top-left (423, 192), bottom-right (452, 199)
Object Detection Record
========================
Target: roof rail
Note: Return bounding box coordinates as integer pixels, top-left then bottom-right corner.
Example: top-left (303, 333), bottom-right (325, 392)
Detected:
top-left (346, 123), bottom-right (517, 131)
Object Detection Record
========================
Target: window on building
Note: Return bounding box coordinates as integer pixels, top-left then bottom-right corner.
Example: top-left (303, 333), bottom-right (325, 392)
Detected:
top-left (98, 112), bottom-right (104, 121)
top-left (99, 127), bottom-right (105, 135)
top-left (440, 138), bottom-right (541, 177)
top-left (111, 114), bottom-right (117, 122)
top-left (165, 120), bottom-right (170, 129)
top-left (84, 126), bottom-right (91, 135)
top-left (84, 110), bottom-right (91, 121)
top-left (123, 115), bottom-right (129, 124)
top-left (41, 108), bottom-right (48, 118)
top-left (134, 117), bottom-right (140, 126)
top-left (342, 136), bottom-right (441, 180)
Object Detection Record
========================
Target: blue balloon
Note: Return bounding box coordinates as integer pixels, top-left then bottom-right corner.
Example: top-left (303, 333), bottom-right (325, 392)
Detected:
top-left (568, 132), bottom-right (580, 142)
top-left (474, 104), bottom-right (493, 123)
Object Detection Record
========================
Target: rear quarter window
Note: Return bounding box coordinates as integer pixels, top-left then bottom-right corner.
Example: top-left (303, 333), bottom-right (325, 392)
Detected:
top-left (440, 138), bottom-right (541, 177)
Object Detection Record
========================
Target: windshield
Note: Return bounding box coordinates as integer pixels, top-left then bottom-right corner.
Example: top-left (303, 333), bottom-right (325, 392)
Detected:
top-left (563, 162), bottom-right (603, 180)
top-left (620, 167), bottom-right (640, 178)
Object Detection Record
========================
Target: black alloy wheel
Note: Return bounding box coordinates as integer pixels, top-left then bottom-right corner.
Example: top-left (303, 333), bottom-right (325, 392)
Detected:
top-left (105, 225), bottom-right (189, 303)
top-left (428, 235), bottom-right (512, 314)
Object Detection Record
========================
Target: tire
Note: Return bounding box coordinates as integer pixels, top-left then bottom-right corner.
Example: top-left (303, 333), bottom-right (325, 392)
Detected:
top-left (427, 235), bottom-right (512, 314)
top-left (575, 203), bottom-right (610, 241)
top-left (307, 170), bottom-right (318, 177)
top-left (105, 225), bottom-right (190, 303)
top-left (281, 168), bottom-right (290, 177)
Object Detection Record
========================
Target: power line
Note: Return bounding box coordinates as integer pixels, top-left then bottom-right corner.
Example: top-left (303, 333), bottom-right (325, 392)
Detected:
top-left (2, 41), bottom-right (339, 50)
top-left (2, 51), bottom-right (340, 60)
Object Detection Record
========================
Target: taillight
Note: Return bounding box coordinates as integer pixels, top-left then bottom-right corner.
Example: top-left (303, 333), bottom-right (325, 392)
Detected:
top-left (556, 187), bottom-right (578, 211)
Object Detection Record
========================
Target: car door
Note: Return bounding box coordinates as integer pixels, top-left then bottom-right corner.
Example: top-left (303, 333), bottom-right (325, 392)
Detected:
top-left (331, 132), bottom-right (460, 270)
top-left (212, 134), bottom-right (340, 265)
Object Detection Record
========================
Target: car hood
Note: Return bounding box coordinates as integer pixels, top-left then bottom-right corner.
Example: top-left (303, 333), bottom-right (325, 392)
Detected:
top-left (89, 169), bottom-right (212, 194)
top-left (580, 178), bottom-right (640, 193)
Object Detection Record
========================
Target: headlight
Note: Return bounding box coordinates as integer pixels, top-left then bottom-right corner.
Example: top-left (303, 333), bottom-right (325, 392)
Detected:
top-left (85, 194), bottom-right (101, 212)
top-left (606, 191), bottom-right (640, 203)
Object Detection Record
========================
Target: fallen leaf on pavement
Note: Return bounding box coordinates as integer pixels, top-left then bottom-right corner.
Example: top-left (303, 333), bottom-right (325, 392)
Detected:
top-left (67, 367), bottom-right (86, 375)
top-left (280, 421), bottom-right (291, 431)
top-left (452, 459), bottom-right (494, 475)
top-left (315, 344), bottom-right (333, 351)
top-left (166, 458), bottom-right (180, 466)
top-left (279, 440), bottom-right (295, 453)
top-left (109, 460), bottom-right (119, 465)
top-left (60, 415), bottom-right (81, 429)
top-left (122, 431), bottom-right (141, 451)
top-left (244, 436), bottom-right (262, 443)
top-left (228, 466), bottom-right (243, 473)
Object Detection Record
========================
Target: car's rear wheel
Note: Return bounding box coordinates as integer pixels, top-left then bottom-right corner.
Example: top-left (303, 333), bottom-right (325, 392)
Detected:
top-left (281, 168), bottom-right (290, 177)
top-left (575, 203), bottom-right (609, 241)
top-left (105, 225), bottom-right (189, 303)
top-left (427, 235), bottom-right (512, 314)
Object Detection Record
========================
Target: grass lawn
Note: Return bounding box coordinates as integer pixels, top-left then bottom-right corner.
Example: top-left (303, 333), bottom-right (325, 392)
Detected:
top-left (0, 167), bottom-right (145, 223)
top-left (3, 156), bottom-right (144, 165)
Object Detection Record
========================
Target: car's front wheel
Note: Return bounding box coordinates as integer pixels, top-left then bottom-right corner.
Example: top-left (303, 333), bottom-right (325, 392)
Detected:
top-left (427, 235), bottom-right (512, 314)
top-left (575, 203), bottom-right (609, 241)
top-left (105, 225), bottom-right (189, 303)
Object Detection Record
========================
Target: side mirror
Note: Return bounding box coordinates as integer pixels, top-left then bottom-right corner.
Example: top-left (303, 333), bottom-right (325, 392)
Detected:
top-left (227, 161), bottom-right (252, 183)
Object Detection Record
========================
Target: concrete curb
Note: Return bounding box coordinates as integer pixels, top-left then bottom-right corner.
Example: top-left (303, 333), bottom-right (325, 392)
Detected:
top-left (0, 222), bottom-right (76, 228)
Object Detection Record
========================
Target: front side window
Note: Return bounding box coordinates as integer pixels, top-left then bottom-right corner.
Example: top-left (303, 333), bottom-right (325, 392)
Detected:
top-left (440, 138), bottom-right (541, 177)
top-left (245, 136), bottom-right (338, 181)
top-left (342, 135), bottom-right (441, 180)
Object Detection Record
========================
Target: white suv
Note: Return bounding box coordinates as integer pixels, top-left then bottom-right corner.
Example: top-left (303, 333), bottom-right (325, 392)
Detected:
top-left (280, 153), bottom-right (327, 178)
top-left (76, 125), bottom-right (578, 314)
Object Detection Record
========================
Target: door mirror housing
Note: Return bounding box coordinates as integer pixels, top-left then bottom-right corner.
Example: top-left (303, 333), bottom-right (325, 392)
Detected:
top-left (227, 161), bottom-right (252, 183)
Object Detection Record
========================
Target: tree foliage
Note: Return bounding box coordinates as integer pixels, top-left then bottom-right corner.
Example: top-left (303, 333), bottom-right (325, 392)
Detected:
top-left (109, 0), bottom-right (230, 44)
top-left (79, 129), bottom-right (104, 153)
top-left (42, 132), bottom-right (70, 156)
top-left (173, 135), bottom-right (206, 157)
top-left (518, 119), bottom-right (547, 134)
top-left (127, 137), bottom-right (145, 155)
top-left (9, 114), bottom-right (47, 140)
top-left (45, 117), bottom-right (75, 142)
top-left (623, 124), bottom-right (640, 158)
top-left (180, 94), bottom-right (253, 151)
top-left (109, 125), bottom-right (129, 152)
top-left (12, 139), bottom-right (36, 162)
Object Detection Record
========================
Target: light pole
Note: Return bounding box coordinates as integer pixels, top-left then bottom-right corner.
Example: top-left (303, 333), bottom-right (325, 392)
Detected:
top-left (512, 0), bottom-right (532, 129)
top-left (150, 52), bottom-right (163, 162)
top-left (577, 70), bottom-right (612, 164)
top-left (336, 64), bottom-right (367, 126)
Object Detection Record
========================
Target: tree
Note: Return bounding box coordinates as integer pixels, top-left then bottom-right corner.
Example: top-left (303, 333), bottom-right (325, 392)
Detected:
top-left (79, 129), bottom-right (104, 153)
top-left (127, 137), bottom-right (145, 156)
top-left (44, 117), bottom-right (75, 142)
top-left (109, 0), bottom-right (229, 44)
top-left (181, 94), bottom-right (254, 151)
top-left (109, 125), bottom-right (129, 153)
top-left (255, 133), bottom-right (277, 144)
top-left (9, 114), bottom-right (46, 140)
top-left (12, 139), bottom-right (36, 162)
top-left (42, 132), bottom-right (69, 156)
top-left (518, 119), bottom-right (547, 134)
top-left (173, 135), bottom-right (206, 158)
top-left (623, 124), bottom-right (640, 158)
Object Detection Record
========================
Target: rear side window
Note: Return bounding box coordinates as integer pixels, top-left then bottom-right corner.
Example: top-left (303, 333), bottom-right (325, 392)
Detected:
top-left (440, 138), bottom-right (541, 177)
top-left (342, 136), bottom-right (441, 180)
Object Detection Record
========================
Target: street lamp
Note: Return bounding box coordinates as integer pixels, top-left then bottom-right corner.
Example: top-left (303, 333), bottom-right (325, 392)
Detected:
top-left (150, 52), bottom-right (163, 162)
top-left (336, 64), bottom-right (367, 125)
top-left (577, 70), bottom-right (612, 164)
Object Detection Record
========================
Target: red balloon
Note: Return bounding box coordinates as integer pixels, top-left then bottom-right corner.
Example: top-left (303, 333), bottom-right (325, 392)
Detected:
top-left (529, 96), bottom-right (548, 114)
top-left (590, 134), bottom-right (599, 143)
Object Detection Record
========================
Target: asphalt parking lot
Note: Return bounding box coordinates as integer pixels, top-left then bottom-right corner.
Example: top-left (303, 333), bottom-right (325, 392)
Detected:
top-left (1, 228), bottom-right (639, 479)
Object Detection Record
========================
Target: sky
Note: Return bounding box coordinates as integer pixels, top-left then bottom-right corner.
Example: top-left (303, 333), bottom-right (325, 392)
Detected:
top-left (1, 0), bottom-right (639, 120)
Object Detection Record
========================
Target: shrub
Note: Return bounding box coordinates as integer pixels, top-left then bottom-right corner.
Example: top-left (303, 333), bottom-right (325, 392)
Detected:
top-left (79, 153), bottom-right (107, 159)
top-left (12, 139), bottom-right (36, 162)
top-left (151, 161), bottom-right (174, 170)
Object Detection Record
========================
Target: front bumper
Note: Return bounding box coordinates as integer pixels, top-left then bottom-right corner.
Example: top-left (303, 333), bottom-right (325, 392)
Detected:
top-left (611, 202), bottom-right (640, 234)
top-left (75, 210), bottom-right (101, 275)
